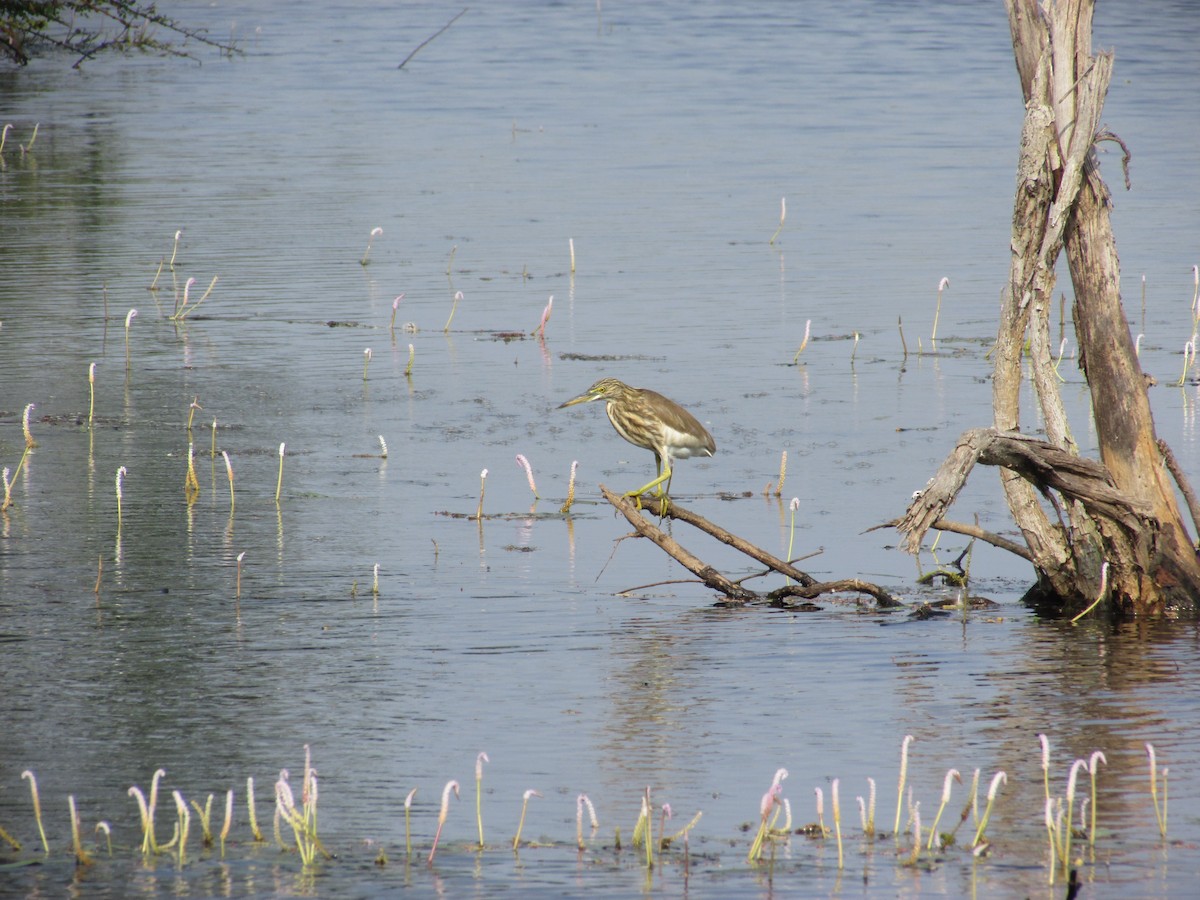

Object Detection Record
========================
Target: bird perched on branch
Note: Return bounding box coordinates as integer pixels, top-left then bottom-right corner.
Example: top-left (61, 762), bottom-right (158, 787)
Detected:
top-left (557, 377), bottom-right (716, 508)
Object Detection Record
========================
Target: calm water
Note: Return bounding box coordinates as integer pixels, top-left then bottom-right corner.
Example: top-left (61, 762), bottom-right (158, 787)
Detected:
top-left (2, 1), bottom-right (1199, 896)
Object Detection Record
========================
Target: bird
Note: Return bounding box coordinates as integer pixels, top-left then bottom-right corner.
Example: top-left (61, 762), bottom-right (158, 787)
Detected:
top-left (557, 377), bottom-right (715, 506)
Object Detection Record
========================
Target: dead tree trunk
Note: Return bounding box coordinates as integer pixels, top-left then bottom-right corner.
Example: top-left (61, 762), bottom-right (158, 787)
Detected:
top-left (899, 0), bottom-right (1200, 615)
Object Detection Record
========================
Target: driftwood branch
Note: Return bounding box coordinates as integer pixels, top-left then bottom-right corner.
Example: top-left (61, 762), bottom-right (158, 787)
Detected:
top-left (870, 515), bottom-right (1033, 562)
top-left (599, 486), bottom-right (903, 608)
top-left (897, 428), bottom-right (1150, 555)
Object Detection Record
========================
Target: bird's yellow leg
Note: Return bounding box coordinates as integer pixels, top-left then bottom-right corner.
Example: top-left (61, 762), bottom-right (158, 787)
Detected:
top-left (624, 463), bottom-right (673, 512)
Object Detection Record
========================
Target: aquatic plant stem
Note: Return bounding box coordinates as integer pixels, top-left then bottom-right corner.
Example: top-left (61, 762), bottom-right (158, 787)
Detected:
top-left (1147, 743), bottom-right (1168, 838)
top-left (475, 751), bottom-right (489, 849)
top-left (360, 226), bottom-right (383, 265)
top-left (971, 771), bottom-right (1006, 848)
top-left (1086, 751), bottom-right (1106, 844)
top-left (927, 768), bottom-right (960, 850)
top-left (69, 795), bottom-right (92, 866)
top-left (931, 276), bottom-right (949, 345)
top-left (475, 468), bottom-right (487, 520)
top-left (832, 778), bottom-right (843, 869)
top-left (532, 295), bottom-right (554, 339)
top-left (576, 794), bottom-right (597, 850)
top-left (444, 290), bottom-right (463, 333)
top-left (189, 793), bottom-right (214, 846)
top-left (774, 450), bottom-right (787, 497)
top-left (173, 791), bottom-right (191, 864)
top-left (513, 789), bottom-right (541, 850)
top-left (748, 768), bottom-right (786, 862)
top-left (247, 777), bottom-right (264, 842)
top-left (893, 734), bottom-right (914, 836)
top-left (428, 780), bottom-right (460, 864)
top-left (169, 230), bottom-right (182, 269)
top-left (363, 347), bottom-right (372, 381)
top-left (792, 319), bottom-right (811, 363)
top-left (220, 790), bottom-right (233, 857)
top-left (124, 309), bottom-right (137, 367)
top-left (560, 460), bottom-right (578, 514)
top-left (404, 789), bottom-right (417, 859)
top-left (115, 466), bottom-right (127, 532)
top-left (769, 196), bottom-right (786, 245)
top-left (1070, 561), bottom-right (1110, 623)
top-left (21, 771), bottom-right (48, 855)
top-left (88, 363), bottom-right (96, 428)
top-left (389, 293), bottom-right (404, 333)
top-left (786, 497), bottom-right (800, 580)
top-left (569, 238), bottom-right (575, 274)
top-left (1062, 758), bottom-right (1087, 874)
top-left (275, 443), bottom-right (286, 503)
top-left (222, 451), bottom-right (235, 514)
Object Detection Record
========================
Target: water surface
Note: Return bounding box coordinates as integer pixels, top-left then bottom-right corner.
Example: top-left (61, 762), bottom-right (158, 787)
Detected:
top-left (1, 1), bottom-right (1199, 896)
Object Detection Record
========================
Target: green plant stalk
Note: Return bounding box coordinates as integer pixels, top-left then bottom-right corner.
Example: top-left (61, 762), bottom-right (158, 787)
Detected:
top-left (405, 344), bottom-right (415, 377)
top-left (169, 230), bottom-right (181, 269)
top-left (444, 289), bottom-right (463, 333)
top-left (222, 451), bottom-right (235, 514)
top-left (513, 790), bottom-right (539, 850)
top-left (275, 443), bottom-right (286, 504)
top-left (894, 734), bottom-right (913, 836)
top-left (220, 790), bottom-right (233, 857)
top-left (927, 769), bottom-right (959, 850)
top-left (22, 772), bottom-right (48, 855)
top-left (404, 789), bottom-right (417, 859)
top-left (173, 791), bottom-right (190, 865)
top-left (69, 795), bottom-right (92, 866)
top-left (176, 276), bottom-right (219, 321)
top-left (96, 822), bottom-right (112, 856)
top-left (1088, 752), bottom-right (1106, 845)
top-left (971, 771), bottom-right (1006, 848)
top-left (88, 363), bottom-right (96, 428)
top-left (190, 794), bottom-right (214, 845)
top-left (832, 779), bottom-right (844, 869)
top-left (641, 794), bottom-right (652, 869)
top-left (247, 777), bottom-right (264, 842)
top-left (769, 196), bottom-right (785, 245)
top-left (2, 445), bottom-right (33, 511)
top-left (475, 752), bottom-right (488, 849)
top-left (147, 769), bottom-right (165, 855)
top-left (0, 821), bottom-right (20, 851)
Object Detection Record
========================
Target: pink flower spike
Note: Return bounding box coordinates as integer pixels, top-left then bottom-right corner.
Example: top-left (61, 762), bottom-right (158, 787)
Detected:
top-left (427, 780), bottom-right (460, 864)
top-left (536, 295), bottom-right (554, 338)
top-left (515, 454), bottom-right (538, 497)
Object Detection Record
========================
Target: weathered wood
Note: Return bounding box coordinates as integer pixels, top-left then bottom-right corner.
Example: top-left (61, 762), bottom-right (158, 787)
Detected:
top-left (600, 486), bottom-right (903, 608)
top-left (601, 486), bottom-right (760, 603)
top-left (910, 0), bottom-right (1200, 613)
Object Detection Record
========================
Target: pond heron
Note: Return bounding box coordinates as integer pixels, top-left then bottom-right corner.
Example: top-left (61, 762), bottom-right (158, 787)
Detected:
top-left (557, 377), bottom-right (715, 504)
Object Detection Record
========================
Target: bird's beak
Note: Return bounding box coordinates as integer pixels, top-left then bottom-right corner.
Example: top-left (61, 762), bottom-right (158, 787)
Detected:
top-left (558, 391), bottom-right (599, 409)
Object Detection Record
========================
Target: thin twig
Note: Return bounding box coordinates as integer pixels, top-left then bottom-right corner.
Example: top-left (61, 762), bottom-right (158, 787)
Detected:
top-left (398, 8), bottom-right (468, 69)
top-left (1158, 438), bottom-right (1200, 545)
